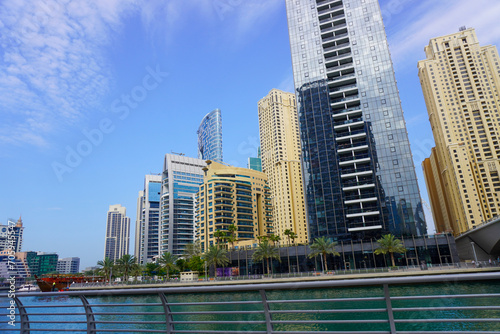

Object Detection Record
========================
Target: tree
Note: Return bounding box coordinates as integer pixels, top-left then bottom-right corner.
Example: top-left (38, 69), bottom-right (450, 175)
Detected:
top-left (97, 258), bottom-right (114, 283)
top-left (214, 230), bottom-right (227, 249)
top-left (116, 254), bottom-right (137, 282)
top-left (188, 255), bottom-right (205, 273)
top-left (158, 252), bottom-right (178, 280)
top-left (374, 234), bottom-right (407, 267)
top-left (176, 258), bottom-right (188, 272)
top-left (203, 245), bottom-right (229, 278)
top-left (288, 231), bottom-right (300, 272)
top-left (226, 224), bottom-right (240, 274)
top-left (130, 263), bottom-right (144, 282)
top-left (183, 240), bottom-right (202, 261)
top-left (308, 237), bottom-right (340, 272)
top-left (145, 262), bottom-right (161, 277)
top-left (284, 229), bottom-right (292, 273)
top-left (269, 234), bottom-right (281, 246)
top-left (252, 239), bottom-right (280, 275)
top-left (226, 224), bottom-right (238, 250)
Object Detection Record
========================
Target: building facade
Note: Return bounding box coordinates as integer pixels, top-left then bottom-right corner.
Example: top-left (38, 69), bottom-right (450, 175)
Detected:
top-left (197, 109), bottom-right (223, 162)
top-left (248, 147), bottom-right (263, 172)
top-left (258, 89), bottom-right (308, 244)
top-left (160, 154), bottom-right (206, 256)
top-left (56, 257), bottom-right (80, 274)
top-left (285, 0), bottom-right (426, 242)
top-left (0, 251), bottom-right (30, 280)
top-left (25, 251), bottom-right (58, 277)
top-left (104, 204), bottom-right (130, 262)
top-left (0, 217), bottom-right (24, 253)
top-left (135, 174), bottom-right (162, 264)
top-left (419, 28), bottom-right (500, 235)
top-left (196, 160), bottom-right (273, 252)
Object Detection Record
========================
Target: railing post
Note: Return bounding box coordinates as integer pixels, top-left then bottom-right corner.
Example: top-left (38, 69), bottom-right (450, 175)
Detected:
top-left (159, 292), bottom-right (175, 333)
top-left (383, 284), bottom-right (396, 334)
top-left (14, 296), bottom-right (30, 334)
top-left (79, 295), bottom-right (96, 334)
top-left (259, 290), bottom-right (273, 334)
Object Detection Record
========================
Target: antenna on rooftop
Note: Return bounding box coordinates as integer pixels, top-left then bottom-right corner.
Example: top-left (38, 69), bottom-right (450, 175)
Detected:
top-left (171, 151), bottom-right (185, 156)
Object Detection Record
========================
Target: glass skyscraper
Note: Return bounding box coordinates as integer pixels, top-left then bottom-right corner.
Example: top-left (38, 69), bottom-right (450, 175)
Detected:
top-left (160, 154), bottom-right (206, 256)
top-left (135, 174), bottom-right (161, 264)
top-left (285, 0), bottom-right (426, 241)
top-left (197, 109), bottom-right (223, 162)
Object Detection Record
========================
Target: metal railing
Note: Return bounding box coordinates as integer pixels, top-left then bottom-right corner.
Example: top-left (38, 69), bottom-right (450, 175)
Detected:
top-left (1, 272), bottom-right (500, 333)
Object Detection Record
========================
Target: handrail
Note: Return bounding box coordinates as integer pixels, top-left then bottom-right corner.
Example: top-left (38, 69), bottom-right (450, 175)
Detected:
top-left (1, 272), bottom-right (500, 333)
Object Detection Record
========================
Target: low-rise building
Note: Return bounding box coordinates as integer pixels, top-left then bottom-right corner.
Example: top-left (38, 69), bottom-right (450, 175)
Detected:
top-left (57, 257), bottom-right (80, 274)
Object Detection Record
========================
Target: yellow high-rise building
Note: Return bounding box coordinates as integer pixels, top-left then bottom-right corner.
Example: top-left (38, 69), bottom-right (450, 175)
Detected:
top-left (196, 160), bottom-right (273, 252)
top-left (258, 89), bottom-right (308, 244)
top-left (419, 28), bottom-right (500, 235)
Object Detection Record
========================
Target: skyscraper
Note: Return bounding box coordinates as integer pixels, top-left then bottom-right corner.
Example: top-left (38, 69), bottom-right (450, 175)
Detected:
top-left (0, 217), bottom-right (24, 253)
top-left (135, 174), bottom-right (162, 264)
top-left (258, 89), bottom-right (308, 244)
top-left (419, 28), bottom-right (500, 235)
top-left (197, 109), bottom-right (223, 162)
top-left (248, 147), bottom-right (263, 172)
top-left (196, 160), bottom-right (273, 252)
top-left (285, 0), bottom-right (426, 241)
top-left (104, 204), bottom-right (130, 262)
top-left (160, 154), bottom-right (206, 256)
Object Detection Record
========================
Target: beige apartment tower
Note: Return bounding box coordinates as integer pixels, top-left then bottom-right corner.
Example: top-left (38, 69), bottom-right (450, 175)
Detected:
top-left (419, 28), bottom-right (500, 236)
top-left (196, 160), bottom-right (273, 252)
top-left (258, 89), bottom-right (308, 244)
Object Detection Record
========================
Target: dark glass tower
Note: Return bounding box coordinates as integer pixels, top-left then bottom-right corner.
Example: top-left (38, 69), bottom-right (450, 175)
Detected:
top-left (197, 109), bottom-right (223, 162)
top-left (286, 0), bottom-right (426, 241)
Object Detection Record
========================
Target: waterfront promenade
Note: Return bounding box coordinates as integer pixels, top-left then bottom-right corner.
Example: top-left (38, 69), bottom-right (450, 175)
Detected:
top-left (2, 269), bottom-right (500, 333)
top-left (70, 264), bottom-right (500, 291)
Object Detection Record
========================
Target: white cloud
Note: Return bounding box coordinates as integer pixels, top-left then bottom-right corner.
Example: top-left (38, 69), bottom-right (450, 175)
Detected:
top-left (387, 0), bottom-right (500, 72)
top-left (0, 0), bottom-right (137, 148)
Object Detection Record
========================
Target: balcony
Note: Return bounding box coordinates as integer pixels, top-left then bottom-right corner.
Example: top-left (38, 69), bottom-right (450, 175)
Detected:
top-left (344, 196), bottom-right (378, 205)
top-left (334, 120), bottom-right (364, 130)
top-left (338, 144), bottom-right (369, 154)
top-left (340, 170), bottom-right (373, 179)
top-left (342, 183), bottom-right (375, 192)
top-left (345, 210), bottom-right (380, 218)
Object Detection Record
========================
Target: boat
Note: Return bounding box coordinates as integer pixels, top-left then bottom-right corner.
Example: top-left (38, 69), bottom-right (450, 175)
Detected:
top-left (35, 275), bottom-right (104, 292)
top-left (18, 284), bottom-right (39, 292)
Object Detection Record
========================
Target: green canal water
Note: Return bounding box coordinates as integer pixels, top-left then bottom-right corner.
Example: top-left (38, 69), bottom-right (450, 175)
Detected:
top-left (2, 280), bottom-right (500, 332)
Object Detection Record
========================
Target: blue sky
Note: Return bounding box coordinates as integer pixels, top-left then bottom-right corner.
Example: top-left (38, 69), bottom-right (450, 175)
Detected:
top-left (1, 0), bottom-right (500, 270)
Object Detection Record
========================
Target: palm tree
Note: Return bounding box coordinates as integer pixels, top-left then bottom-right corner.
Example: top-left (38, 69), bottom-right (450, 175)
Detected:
top-left (227, 224), bottom-right (238, 249)
top-left (116, 254), bottom-right (136, 282)
top-left (158, 252), bottom-right (178, 280)
top-left (214, 230), bottom-right (227, 249)
top-left (226, 224), bottom-right (239, 274)
top-left (284, 229), bottom-right (292, 273)
top-left (183, 240), bottom-right (202, 261)
top-left (269, 234), bottom-right (281, 246)
top-left (97, 258), bottom-right (115, 283)
top-left (130, 263), bottom-right (144, 282)
top-left (374, 234), bottom-right (407, 267)
top-left (308, 237), bottom-right (340, 272)
top-left (203, 245), bottom-right (229, 278)
top-left (252, 239), bottom-right (280, 275)
top-left (268, 234), bottom-right (281, 273)
top-left (289, 231), bottom-right (300, 272)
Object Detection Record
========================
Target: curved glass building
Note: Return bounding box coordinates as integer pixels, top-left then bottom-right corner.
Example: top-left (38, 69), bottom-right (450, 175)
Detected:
top-left (197, 109), bottom-right (223, 162)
